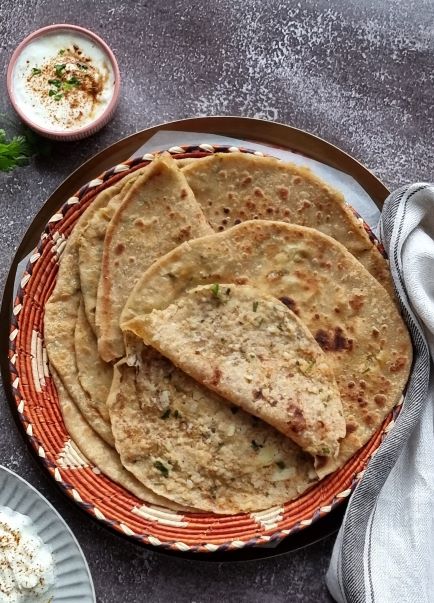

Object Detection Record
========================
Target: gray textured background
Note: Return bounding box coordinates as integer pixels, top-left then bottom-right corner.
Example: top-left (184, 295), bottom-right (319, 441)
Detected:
top-left (0, 1), bottom-right (433, 601)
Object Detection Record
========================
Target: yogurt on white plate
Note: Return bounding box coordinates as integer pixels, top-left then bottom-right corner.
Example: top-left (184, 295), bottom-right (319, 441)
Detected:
top-left (0, 506), bottom-right (55, 603)
top-left (12, 32), bottom-right (115, 132)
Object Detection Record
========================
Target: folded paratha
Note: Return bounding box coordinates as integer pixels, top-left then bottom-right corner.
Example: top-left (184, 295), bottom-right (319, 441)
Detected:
top-left (78, 167), bottom-right (148, 332)
top-left (75, 301), bottom-right (113, 424)
top-left (96, 154), bottom-right (213, 362)
top-left (125, 284), bottom-right (345, 459)
top-left (107, 348), bottom-right (318, 514)
top-left (45, 185), bottom-right (120, 446)
top-left (51, 369), bottom-right (190, 510)
top-left (182, 153), bottom-right (393, 296)
top-left (122, 221), bottom-right (412, 474)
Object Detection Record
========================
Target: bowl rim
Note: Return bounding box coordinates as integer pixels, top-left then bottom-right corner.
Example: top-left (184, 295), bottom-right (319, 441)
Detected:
top-left (0, 464), bottom-right (96, 601)
top-left (6, 23), bottom-right (121, 138)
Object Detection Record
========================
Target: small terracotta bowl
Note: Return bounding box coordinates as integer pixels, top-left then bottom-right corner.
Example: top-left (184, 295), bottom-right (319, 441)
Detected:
top-left (6, 24), bottom-right (121, 141)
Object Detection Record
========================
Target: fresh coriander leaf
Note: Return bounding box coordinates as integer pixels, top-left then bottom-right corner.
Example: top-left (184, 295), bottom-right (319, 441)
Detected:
top-left (0, 134), bottom-right (31, 172)
top-left (210, 283), bottom-right (220, 297)
top-left (154, 461), bottom-right (169, 478)
top-left (30, 67), bottom-right (42, 78)
top-left (58, 49), bottom-right (65, 55)
top-left (48, 79), bottom-right (62, 88)
top-left (0, 120), bottom-right (52, 172)
top-left (54, 93), bottom-right (63, 101)
top-left (54, 63), bottom-right (66, 77)
top-left (62, 77), bottom-right (80, 92)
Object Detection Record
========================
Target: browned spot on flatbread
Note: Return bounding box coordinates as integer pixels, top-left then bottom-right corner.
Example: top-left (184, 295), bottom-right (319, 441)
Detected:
top-left (374, 394), bottom-right (387, 407)
top-left (349, 293), bottom-right (365, 312)
top-left (180, 188), bottom-right (188, 198)
top-left (315, 328), bottom-right (353, 352)
top-left (389, 357), bottom-right (407, 373)
top-left (279, 296), bottom-right (299, 315)
top-left (114, 243), bottom-right (125, 255)
top-left (277, 186), bottom-right (289, 200)
top-left (208, 368), bottom-right (222, 387)
top-left (176, 225), bottom-right (192, 242)
top-left (364, 413), bottom-right (376, 427)
top-left (234, 276), bottom-right (248, 285)
top-left (134, 217), bottom-right (147, 230)
top-left (288, 404), bottom-right (306, 434)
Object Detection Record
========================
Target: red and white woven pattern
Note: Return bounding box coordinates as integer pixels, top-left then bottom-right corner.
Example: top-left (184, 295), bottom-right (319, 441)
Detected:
top-left (8, 144), bottom-right (400, 553)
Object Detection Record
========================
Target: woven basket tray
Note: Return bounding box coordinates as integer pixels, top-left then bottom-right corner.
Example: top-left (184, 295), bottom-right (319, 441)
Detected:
top-left (8, 143), bottom-right (401, 553)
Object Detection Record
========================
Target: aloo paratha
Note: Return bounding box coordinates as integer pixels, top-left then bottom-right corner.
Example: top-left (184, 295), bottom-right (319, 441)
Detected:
top-left (125, 283), bottom-right (345, 459)
top-left (122, 220), bottom-right (412, 474)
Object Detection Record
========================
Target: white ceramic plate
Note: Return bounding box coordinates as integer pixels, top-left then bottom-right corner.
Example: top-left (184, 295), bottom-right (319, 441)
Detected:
top-left (0, 465), bottom-right (95, 602)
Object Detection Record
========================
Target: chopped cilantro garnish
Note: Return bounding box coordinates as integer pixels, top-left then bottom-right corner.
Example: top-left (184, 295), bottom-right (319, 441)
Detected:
top-left (300, 359), bottom-right (316, 376)
top-left (154, 461), bottom-right (169, 477)
top-left (30, 67), bottom-right (41, 78)
top-left (0, 121), bottom-right (52, 173)
top-left (252, 301), bottom-right (259, 312)
top-left (160, 409), bottom-right (171, 419)
top-left (321, 446), bottom-right (330, 455)
top-left (48, 79), bottom-right (62, 88)
top-left (58, 49), bottom-right (65, 55)
top-left (276, 461), bottom-right (286, 470)
top-left (53, 93), bottom-right (63, 101)
top-left (210, 283), bottom-right (220, 297)
top-left (54, 63), bottom-right (66, 77)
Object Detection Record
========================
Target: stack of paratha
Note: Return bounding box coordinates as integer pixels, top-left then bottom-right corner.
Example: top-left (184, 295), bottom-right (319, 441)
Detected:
top-left (44, 151), bottom-right (412, 514)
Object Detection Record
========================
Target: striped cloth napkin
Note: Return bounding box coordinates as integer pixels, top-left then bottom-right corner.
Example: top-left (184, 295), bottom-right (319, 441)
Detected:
top-left (327, 183), bottom-right (434, 603)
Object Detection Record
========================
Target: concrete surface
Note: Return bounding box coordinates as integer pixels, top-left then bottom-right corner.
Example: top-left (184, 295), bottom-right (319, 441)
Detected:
top-left (0, 1), bottom-right (433, 601)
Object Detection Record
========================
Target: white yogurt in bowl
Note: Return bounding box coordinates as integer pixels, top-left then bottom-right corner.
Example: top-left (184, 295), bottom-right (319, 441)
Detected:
top-left (0, 506), bottom-right (54, 603)
top-left (7, 25), bottom-right (120, 140)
